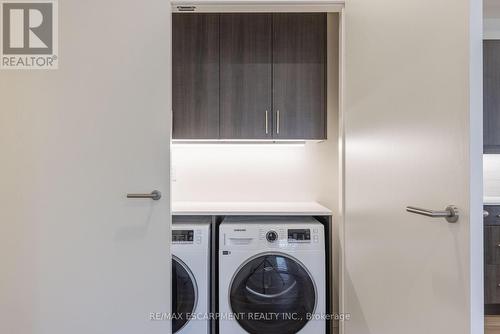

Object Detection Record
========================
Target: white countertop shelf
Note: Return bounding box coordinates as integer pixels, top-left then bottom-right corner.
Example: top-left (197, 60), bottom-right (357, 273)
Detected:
top-left (172, 201), bottom-right (332, 216)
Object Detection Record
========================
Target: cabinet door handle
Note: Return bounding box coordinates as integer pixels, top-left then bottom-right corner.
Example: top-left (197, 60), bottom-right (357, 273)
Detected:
top-left (265, 110), bottom-right (269, 135)
top-left (276, 110), bottom-right (280, 135)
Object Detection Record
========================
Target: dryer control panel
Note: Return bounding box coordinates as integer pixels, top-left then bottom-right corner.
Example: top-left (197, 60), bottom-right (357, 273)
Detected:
top-left (171, 222), bottom-right (210, 251)
top-left (172, 230), bottom-right (194, 243)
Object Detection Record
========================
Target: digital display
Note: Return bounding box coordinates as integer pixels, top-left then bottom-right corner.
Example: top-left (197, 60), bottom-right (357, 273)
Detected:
top-left (287, 229), bottom-right (311, 242)
top-left (172, 230), bottom-right (194, 242)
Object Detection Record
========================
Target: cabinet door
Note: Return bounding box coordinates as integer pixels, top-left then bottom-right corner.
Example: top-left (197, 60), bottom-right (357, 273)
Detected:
top-left (486, 265), bottom-right (500, 304)
top-left (484, 205), bottom-right (500, 226)
top-left (173, 14), bottom-right (219, 139)
top-left (484, 40), bottom-right (500, 153)
top-left (220, 14), bottom-right (272, 139)
top-left (486, 226), bottom-right (500, 264)
top-left (273, 13), bottom-right (327, 140)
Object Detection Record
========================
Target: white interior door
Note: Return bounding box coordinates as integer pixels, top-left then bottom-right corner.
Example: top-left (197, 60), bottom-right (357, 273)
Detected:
top-left (0, 1), bottom-right (172, 333)
top-left (343, 0), bottom-right (483, 334)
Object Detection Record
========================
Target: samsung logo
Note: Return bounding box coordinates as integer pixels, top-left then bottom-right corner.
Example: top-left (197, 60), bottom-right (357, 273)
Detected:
top-left (233, 229), bottom-right (246, 232)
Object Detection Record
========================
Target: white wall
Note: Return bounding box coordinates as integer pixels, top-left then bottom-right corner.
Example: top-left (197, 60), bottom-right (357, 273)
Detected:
top-left (484, 18), bottom-right (500, 39)
top-left (172, 142), bottom-right (336, 203)
top-left (484, 0), bottom-right (500, 38)
top-left (484, 0), bottom-right (500, 39)
top-left (484, 155), bottom-right (500, 197)
top-left (485, 0), bottom-right (500, 19)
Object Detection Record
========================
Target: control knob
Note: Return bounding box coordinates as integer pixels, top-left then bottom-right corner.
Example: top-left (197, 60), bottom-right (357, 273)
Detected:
top-left (266, 231), bottom-right (278, 242)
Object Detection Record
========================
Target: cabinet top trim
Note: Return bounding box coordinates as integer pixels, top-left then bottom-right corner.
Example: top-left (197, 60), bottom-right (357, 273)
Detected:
top-left (171, 0), bottom-right (344, 13)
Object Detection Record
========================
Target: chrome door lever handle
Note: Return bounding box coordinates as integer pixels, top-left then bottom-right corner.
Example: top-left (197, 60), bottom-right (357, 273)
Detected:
top-left (127, 190), bottom-right (161, 201)
top-left (406, 205), bottom-right (459, 223)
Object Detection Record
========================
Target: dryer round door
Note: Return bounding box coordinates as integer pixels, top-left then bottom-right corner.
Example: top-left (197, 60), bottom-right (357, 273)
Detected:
top-left (229, 253), bottom-right (316, 334)
top-left (172, 256), bottom-right (197, 333)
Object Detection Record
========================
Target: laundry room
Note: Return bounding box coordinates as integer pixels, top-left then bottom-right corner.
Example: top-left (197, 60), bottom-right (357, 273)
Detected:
top-left (170, 3), bottom-right (341, 334)
top-left (1, 0), bottom-right (484, 333)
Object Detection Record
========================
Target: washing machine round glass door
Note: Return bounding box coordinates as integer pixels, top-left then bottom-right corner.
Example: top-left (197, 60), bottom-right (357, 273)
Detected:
top-left (229, 253), bottom-right (316, 334)
top-left (172, 256), bottom-right (197, 333)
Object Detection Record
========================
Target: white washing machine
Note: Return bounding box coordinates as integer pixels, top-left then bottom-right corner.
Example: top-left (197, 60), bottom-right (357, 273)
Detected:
top-left (219, 217), bottom-right (326, 334)
top-left (172, 222), bottom-right (210, 334)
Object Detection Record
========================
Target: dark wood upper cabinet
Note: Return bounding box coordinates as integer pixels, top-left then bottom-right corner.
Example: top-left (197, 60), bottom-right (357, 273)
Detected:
top-left (484, 40), bottom-right (500, 153)
top-left (172, 13), bottom-right (327, 140)
top-left (273, 13), bottom-right (327, 140)
top-left (219, 14), bottom-right (273, 139)
top-left (172, 14), bottom-right (220, 139)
